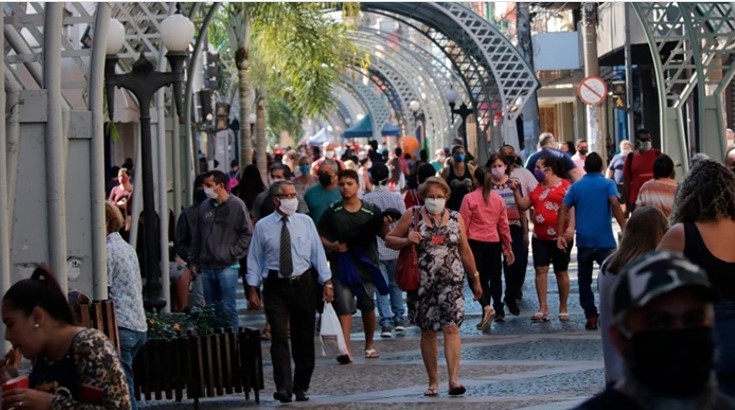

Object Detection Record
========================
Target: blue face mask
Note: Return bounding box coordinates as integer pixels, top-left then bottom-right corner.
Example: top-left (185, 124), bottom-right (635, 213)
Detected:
top-left (454, 153), bottom-right (465, 163)
top-left (299, 165), bottom-right (310, 176)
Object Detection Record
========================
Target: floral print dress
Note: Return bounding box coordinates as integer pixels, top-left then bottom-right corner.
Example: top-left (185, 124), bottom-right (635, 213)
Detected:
top-left (408, 209), bottom-right (466, 331)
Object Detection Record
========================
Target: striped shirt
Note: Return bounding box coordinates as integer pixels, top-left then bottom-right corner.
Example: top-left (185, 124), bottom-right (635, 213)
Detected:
top-left (362, 185), bottom-right (406, 260)
top-left (636, 178), bottom-right (677, 218)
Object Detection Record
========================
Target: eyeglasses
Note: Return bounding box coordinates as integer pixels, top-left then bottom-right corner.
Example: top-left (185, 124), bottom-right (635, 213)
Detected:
top-left (275, 193), bottom-right (297, 199)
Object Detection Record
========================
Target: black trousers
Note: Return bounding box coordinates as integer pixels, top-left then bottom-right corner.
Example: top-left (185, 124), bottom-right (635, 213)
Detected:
top-left (468, 239), bottom-right (503, 313)
top-left (263, 271), bottom-right (316, 394)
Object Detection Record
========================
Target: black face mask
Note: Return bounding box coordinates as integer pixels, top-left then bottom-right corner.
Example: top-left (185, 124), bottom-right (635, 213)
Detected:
top-left (318, 172), bottom-right (332, 187)
top-left (193, 188), bottom-right (207, 205)
top-left (627, 326), bottom-right (714, 397)
top-left (578, 149), bottom-right (588, 155)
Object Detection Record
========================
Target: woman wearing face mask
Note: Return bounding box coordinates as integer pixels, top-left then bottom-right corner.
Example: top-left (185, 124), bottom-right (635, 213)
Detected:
top-left (459, 167), bottom-right (514, 328)
top-left (386, 177), bottom-right (482, 397)
top-left (441, 146), bottom-right (475, 211)
top-left (512, 156), bottom-right (574, 322)
top-left (485, 153), bottom-right (527, 317)
top-left (658, 159), bottom-right (735, 396)
top-left (293, 155), bottom-right (317, 197)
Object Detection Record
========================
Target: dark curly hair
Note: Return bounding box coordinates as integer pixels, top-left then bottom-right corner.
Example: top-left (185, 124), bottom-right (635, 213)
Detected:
top-left (670, 159), bottom-right (735, 223)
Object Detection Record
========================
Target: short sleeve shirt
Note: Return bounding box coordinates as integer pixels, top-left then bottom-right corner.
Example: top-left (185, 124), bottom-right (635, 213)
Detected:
top-left (562, 173), bottom-right (618, 248)
top-left (608, 153), bottom-right (627, 184)
top-left (491, 181), bottom-right (521, 225)
top-left (623, 150), bottom-right (659, 205)
top-left (529, 179), bottom-right (571, 240)
top-left (525, 147), bottom-right (577, 179)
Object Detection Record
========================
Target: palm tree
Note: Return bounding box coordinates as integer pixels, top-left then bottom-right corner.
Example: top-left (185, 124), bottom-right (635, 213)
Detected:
top-left (209, 3), bottom-right (359, 179)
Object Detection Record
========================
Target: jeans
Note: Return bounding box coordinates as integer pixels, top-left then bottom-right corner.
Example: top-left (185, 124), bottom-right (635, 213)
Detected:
top-left (504, 225), bottom-right (529, 300)
top-left (119, 327), bottom-right (147, 410)
top-left (376, 259), bottom-right (405, 327)
top-left (577, 247), bottom-right (614, 318)
top-left (200, 266), bottom-right (240, 330)
top-left (715, 300), bottom-right (735, 397)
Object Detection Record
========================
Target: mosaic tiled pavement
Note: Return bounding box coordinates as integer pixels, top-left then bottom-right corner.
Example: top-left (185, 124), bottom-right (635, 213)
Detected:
top-left (142, 226), bottom-right (622, 409)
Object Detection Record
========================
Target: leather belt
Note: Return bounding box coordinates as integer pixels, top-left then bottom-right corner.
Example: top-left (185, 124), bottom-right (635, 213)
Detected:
top-left (267, 270), bottom-right (310, 285)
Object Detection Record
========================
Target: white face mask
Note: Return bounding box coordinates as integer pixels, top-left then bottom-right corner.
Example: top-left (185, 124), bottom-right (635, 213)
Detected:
top-left (639, 141), bottom-right (652, 152)
top-left (324, 150), bottom-right (335, 159)
top-left (424, 198), bottom-right (446, 215)
top-left (491, 166), bottom-right (506, 179)
top-left (204, 186), bottom-right (218, 199)
top-left (278, 198), bottom-right (298, 216)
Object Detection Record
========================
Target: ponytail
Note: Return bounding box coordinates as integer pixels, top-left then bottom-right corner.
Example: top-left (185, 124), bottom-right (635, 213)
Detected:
top-left (3, 266), bottom-right (75, 325)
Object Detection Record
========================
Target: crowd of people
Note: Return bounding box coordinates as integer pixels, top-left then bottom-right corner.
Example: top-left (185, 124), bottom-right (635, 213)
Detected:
top-left (4, 130), bottom-right (735, 408)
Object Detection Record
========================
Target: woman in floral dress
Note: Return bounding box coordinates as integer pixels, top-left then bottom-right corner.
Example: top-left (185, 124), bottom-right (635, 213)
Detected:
top-left (386, 177), bottom-right (482, 397)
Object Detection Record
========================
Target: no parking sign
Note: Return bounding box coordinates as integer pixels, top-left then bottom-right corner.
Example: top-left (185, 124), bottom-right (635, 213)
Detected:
top-left (578, 76), bottom-right (608, 106)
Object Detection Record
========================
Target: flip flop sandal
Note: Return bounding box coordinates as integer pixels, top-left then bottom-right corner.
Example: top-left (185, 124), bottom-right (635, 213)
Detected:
top-left (448, 385), bottom-right (466, 396)
top-left (531, 311), bottom-right (550, 322)
top-left (364, 348), bottom-right (379, 359)
top-left (260, 329), bottom-right (271, 340)
top-left (424, 387), bottom-right (439, 397)
top-left (559, 312), bottom-right (570, 322)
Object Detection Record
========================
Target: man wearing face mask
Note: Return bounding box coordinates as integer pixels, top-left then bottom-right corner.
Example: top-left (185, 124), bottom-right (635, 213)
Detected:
top-left (189, 170), bottom-right (253, 331)
top-left (574, 250), bottom-right (735, 410)
top-left (246, 180), bottom-right (333, 403)
top-left (304, 159), bottom-right (342, 226)
top-left (623, 129), bottom-right (661, 217)
top-left (524, 132), bottom-right (582, 182)
top-left (312, 142), bottom-right (346, 175)
top-left (251, 163), bottom-right (308, 224)
top-left (571, 140), bottom-right (589, 177)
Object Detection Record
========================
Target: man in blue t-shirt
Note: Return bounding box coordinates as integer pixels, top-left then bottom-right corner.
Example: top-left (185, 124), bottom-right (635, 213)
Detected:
top-left (525, 132), bottom-right (582, 182)
top-left (557, 153), bottom-right (626, 330)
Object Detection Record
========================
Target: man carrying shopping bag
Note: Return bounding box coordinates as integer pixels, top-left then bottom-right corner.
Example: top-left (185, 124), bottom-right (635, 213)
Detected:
top-left (246, 181), bottom-right (334, 403)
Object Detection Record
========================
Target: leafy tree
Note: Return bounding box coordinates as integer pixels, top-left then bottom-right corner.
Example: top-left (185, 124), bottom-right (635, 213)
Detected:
top-left (208, 3), bottom-right (359, 178)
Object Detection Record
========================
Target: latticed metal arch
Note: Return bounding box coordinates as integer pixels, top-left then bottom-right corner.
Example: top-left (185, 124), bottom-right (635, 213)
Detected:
top-left (338, 75), bottom-right (392, 139)
top-left (632, 2), bottom-right (735, 168)
top-left (361, 3), bottom-right (539, 138)
top-left (351, 30), bottom-right (465, 145)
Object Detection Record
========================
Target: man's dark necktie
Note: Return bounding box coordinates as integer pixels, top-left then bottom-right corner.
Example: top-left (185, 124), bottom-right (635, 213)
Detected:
top-left (280, 216), bottom-right (293, 277)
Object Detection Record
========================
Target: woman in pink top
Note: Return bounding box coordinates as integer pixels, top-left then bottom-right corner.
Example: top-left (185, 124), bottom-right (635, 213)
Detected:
top-left (460, 167), bottom-right (515, 328)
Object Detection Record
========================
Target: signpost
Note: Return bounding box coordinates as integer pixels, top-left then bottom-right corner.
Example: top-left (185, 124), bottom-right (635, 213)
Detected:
top-left (577, 75), bottom-right (608, 106)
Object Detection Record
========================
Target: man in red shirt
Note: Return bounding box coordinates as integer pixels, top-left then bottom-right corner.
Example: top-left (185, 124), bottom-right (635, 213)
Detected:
top-left (622, 129), bottom-right (661, 216)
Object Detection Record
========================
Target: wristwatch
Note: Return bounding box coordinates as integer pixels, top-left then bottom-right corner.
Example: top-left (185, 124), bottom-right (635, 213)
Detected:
top-left (470, 271), bottom-right (480, 278)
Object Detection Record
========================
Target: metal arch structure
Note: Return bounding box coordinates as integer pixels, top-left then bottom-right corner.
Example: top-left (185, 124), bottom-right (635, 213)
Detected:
top-left (349, 32), bottom-right (457, 146)
top-left (632, 2), bottom-right (735, 169)
top-left (361, 3), bottom-right (540, 150)
top-left (338, 75), bottom-right (392, 139)
top-left (355, 27), bottom-right (469, 135)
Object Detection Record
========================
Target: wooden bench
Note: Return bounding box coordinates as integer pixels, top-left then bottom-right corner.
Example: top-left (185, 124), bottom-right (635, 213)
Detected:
top-left (69, 297), bottom-right (121, 353)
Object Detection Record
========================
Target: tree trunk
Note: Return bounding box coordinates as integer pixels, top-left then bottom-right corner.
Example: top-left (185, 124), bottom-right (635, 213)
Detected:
top-left (255, 93), bottom-right (268, 182)
top-left (236, 45), bottom-right (252, 167)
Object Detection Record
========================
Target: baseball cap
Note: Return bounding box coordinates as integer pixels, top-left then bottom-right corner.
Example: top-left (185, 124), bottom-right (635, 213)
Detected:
top-left (369, 162), bottom-right (389, 183)
top-left (612, 251), bottom-right (717, 316)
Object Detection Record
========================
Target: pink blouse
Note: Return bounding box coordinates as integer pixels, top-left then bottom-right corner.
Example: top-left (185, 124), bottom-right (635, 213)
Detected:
top-left (459, 188), bottom-right (512, 254)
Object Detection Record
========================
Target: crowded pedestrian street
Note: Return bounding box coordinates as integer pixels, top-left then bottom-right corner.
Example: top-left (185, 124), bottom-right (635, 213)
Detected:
top-left (143, 228), bottom-right (612, 409)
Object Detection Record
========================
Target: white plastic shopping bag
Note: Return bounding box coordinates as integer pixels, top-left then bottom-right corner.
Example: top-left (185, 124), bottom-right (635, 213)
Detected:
top-left (320, 303), bottom-right (348, 357)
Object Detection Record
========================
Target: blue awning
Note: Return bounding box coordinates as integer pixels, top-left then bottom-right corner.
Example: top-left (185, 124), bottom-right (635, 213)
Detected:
top-left (342, 114), bottom-right (400, 138)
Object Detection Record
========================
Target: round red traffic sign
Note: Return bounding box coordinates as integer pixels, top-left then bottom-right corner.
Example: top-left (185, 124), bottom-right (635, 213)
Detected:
top-left (577, 76), bottom-right (608, 106)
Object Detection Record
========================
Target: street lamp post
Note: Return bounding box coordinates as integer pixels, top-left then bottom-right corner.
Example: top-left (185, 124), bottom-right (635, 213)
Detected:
top-left (445, 89), bottom-right (473, 148)
top-left (409, 100), bottom-right (423, 142)
top-left (105, 12), bottom-right (195, 311)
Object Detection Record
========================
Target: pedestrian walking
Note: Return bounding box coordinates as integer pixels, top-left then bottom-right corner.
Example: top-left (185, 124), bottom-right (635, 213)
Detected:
top-left (189, 170), bottom-right (253, 331)
top-left (597, 206), bottom-right (668, 385)
top-left (362, 163), bottom-right (408, 338)
top-left (459, 166), bottom-right (514, 327)
top-left (512, 156), bottom-right (573, 322)
top-left (318, 169), bottom-right (391, 364)
top-left (658, 159), bottom-right (735, 397)
top-left (246, 180), bottom-right (333, 403)
top-left (557, 153), bottom-right (627, 330)
top-left (386, 177), bottom-right (482, 397)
